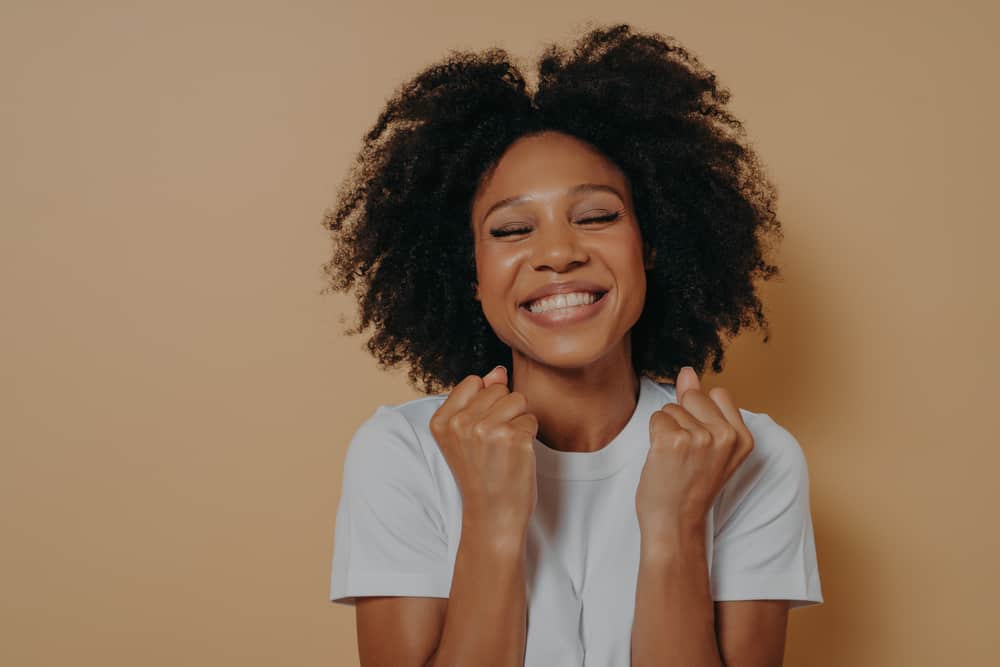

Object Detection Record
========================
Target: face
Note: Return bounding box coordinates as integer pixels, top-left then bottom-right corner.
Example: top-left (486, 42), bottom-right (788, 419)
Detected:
top-left (470, 131), bottom-right (654, 370)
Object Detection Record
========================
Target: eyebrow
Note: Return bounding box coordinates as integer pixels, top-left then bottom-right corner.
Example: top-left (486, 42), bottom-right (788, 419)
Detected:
top-left (479, 183), bottom-right (624, 226)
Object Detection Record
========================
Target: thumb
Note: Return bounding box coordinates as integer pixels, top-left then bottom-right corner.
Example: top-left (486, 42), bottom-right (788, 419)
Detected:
top-left (675, 365), bottom-right (700, 404)
top-left (483, 364), bottom-right (508, 387)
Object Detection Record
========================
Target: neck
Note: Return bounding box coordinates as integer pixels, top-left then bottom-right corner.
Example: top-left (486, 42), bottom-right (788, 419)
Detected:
top-left (510, 340), bottom-right (640, 453)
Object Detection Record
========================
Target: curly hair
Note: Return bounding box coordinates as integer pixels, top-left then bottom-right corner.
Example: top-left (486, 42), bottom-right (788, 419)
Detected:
top-left (321, 22), bottom-right (783, 395)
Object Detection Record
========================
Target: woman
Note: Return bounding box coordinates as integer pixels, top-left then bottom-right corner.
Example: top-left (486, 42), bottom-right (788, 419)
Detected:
top-left (324, 23), bottom-right (823, 666)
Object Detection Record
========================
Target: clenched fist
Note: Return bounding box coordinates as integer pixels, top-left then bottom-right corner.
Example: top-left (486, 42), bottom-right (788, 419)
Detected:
top-left (636, 366), bottom-right (756, 545)
top-left (429, 365), bottom-right (539, 537)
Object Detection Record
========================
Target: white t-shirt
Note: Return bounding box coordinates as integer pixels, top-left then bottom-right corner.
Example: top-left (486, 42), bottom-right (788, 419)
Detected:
top-left (329, 374), bottom-right (823, 665)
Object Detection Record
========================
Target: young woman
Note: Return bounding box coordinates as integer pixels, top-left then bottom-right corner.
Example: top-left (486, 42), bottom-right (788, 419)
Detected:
top-left (324, 22), bottom-right (823, 667)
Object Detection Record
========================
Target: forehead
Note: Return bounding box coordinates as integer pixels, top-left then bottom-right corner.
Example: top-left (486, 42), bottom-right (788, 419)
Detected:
top-left (472, 132), bottom-right (629, 216)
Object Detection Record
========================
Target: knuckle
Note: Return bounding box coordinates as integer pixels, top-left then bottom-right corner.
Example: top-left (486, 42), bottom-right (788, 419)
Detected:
top-left (718, 425), bottom-right (738, 447)
top-left (649, 412), bottom-right (671, 438)
top-left (692, 429), bottom-right (712, 447)
top-left (471, 420), bottom-right (490, 440)
top-left (507, 391), bottom-right (528, 411)
top-left (491, 423), bottom-right (516, 444)
top-left (449, 412), bottom-right (469, 433)
top-left (673, 430), bottom-right (693, 447)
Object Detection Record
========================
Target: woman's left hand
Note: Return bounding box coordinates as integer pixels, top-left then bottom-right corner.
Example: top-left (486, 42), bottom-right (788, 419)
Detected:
top-left (636, 366), bottom-right (755, 544)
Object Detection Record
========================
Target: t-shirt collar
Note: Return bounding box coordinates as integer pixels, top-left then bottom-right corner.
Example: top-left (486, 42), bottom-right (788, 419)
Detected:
top-left (532, 375), bottom-right (672, 480)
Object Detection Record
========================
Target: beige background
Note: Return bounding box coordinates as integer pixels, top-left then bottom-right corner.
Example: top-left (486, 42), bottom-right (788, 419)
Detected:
top-left (2, 1), bottom-right (997, 665)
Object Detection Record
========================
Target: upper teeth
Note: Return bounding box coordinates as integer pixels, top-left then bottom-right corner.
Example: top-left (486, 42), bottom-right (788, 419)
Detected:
top-left (526, 291), bottom-right (602, 313)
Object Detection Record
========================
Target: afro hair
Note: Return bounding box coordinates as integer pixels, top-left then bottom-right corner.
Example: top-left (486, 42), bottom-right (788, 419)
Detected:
top-left (322, 22), bottom-right (783, 394)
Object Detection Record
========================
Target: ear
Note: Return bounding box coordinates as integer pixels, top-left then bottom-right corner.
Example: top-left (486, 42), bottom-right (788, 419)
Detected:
top-left (473, 280), bottom-right (480, 302)
top-left (643, 242), bottom-right (656, 270)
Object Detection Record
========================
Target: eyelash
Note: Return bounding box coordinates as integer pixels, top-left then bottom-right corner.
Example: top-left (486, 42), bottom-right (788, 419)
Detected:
top-left (490, 212), bottom-right (622, 238)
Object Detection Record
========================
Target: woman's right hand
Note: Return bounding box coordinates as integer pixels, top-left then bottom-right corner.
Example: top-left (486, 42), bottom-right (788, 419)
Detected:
top-left (429, 365), bottom-right (538, 537)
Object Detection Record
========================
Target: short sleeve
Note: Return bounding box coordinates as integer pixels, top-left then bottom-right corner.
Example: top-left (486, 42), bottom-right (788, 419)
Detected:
top-left (329, 405), bottom-right (452, 606)
top-left (711, 413), bottom-right (824, 610)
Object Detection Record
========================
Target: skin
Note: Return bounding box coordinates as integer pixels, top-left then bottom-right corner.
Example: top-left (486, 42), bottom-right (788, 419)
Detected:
top-left (355, 131), bottom-right (791, 666)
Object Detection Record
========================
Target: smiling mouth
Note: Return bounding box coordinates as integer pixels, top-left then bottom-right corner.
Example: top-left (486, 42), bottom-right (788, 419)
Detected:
top-left (519, 290), bottom-right (609, 312)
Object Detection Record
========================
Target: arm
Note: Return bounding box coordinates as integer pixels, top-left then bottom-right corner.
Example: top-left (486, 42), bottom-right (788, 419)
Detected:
top-left (631, 521), bottom-right (723, 667)
top-left (425, 519), bottom-right (528, 667)
top-left (355, 519), bottom-right (528, 667)
top-left (631, 521), bottom-right (791, 667)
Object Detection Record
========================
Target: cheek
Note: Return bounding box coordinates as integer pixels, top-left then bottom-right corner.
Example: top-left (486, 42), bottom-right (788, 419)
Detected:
top-left (475, 246), bottom-right (522, 307)
top-left (607, 237), bottom-right (648, 309)
top-left (477, 242), bottom-right (523, 278)
top-left (604, 233), bottom-right (647, 276)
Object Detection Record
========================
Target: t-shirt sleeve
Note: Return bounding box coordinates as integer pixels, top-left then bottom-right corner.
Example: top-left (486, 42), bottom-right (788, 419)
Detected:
top-left (710, 412), bottom-right (824, 610)
top-left (329, 405), bottom-right (452, 607)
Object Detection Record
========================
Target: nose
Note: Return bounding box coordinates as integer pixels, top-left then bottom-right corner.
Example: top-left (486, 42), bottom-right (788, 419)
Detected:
top-left (529, 217), bottom-right (589, 272)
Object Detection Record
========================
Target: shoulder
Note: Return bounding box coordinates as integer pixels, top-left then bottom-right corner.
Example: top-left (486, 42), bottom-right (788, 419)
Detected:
top-left (719, 406), bottom-right (811, 524)
top-left (737, 408), bottom-right (809, 486)
top-left (342, 393), bottom-right (449, 484)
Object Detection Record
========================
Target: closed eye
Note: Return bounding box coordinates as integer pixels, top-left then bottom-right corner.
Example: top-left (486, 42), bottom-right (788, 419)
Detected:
top-left (489, 211), bottom-right (621, 238)
top-left (579, 212), bottom-right (621, 224)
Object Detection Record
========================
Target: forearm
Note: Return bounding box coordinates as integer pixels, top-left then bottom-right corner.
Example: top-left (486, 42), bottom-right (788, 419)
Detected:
top-left (427, 519), bottom-right (528, 667)
top-left (631, 522), bottom-right (723, 667)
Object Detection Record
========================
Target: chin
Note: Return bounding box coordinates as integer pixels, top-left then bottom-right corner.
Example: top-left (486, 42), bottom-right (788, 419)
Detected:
top-left (516, 338), bottom-right (620, 369)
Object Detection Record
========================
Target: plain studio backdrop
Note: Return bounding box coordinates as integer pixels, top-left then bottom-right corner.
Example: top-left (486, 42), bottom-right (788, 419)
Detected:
top-left (2, 1), bottom-right (997, 665)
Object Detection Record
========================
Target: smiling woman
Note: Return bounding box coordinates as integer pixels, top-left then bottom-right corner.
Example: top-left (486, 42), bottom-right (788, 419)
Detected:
top-left (323, 21), bottom-right (822, 667)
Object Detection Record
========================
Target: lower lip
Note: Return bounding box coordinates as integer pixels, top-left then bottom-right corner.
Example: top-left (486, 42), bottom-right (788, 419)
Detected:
top-left (519, 291), bottom-right (610, 328)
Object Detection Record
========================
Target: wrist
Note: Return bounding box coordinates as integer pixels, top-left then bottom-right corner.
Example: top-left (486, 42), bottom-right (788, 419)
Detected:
top-left (462, 516), bottom-right (528, 554)
top-left (639, 517), bottom-right (707, 559)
